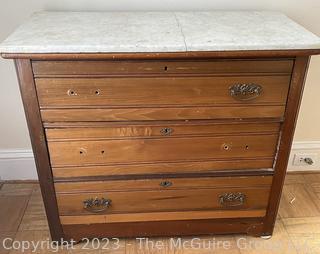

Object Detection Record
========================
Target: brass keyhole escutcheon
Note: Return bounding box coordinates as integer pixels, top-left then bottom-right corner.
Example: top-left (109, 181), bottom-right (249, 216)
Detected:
top-left (160, 181), bottom-right (173, 187)
top-left (160, 127), bottom-right (174, 136)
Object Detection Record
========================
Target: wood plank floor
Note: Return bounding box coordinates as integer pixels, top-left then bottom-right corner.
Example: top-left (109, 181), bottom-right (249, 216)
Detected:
top-left (0, 173), bottom-right (319, 253)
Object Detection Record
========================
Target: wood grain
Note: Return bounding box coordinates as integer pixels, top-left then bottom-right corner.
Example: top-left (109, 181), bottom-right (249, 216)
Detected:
top-left (0, 196), bottom-right (28, 232)
top-left (61, 217), bottom-right (265, 240)
top-left (279, 184), bottom-right (320, 218)
top-left (56, 187), bottom-right (270, 215)
top-left (52, 159), bottom-right (274, 179)
top-left (32, 59), bottom-right (294, 76)
top-left (35, 76), bottom-right (290, 108)
top-left (6, 50), bottom-right (317, 241)
top-left (41, 106), bottom-right (285, 122)
top-left (55, 176), bottom-right (273, 193)
top-left (262, 56), bottom-right (311, 235)
top-left (60, 210), bottom-right (267, 225)
top-left (46, 122), bottom-right (280, 140)
top-left (18, 188), bottom-right (49, 231)
top-left (14, 59), bottom-right (64, 241)
top-left (48, 134), bottom-right (279, 166)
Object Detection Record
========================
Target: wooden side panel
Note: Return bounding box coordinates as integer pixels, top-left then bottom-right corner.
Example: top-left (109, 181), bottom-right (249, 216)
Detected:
top-left (32, 59), bottom-right (294, 76)
top-left (14, 59), bottom-right (64, 241)
top-left (35, 76), bottom-right (290, 107)
top-left (263, 56), bottom-right (311, 235)
top-left (41, 106), bottom-right (285, 122)
top-left (48, 134), bottom-right (279, 166)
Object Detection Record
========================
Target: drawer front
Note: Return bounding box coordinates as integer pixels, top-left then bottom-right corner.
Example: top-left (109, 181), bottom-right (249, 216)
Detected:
top-left (41, 106), bottom-right (285, 122)
top-left (48, 134), bottom-right (278, 166)
top-left (52, 159), bottom-right (275, 179)
top-left (56, 176), bottom-right (272, 224)
top-left (35, 76), bottom-right (290, 107)
top-left (55, 175), bottom-right (273, 192)
top-left (46, 122), bottom-right (280, 140)
top-left (32, 59), bottom-right (294, 76)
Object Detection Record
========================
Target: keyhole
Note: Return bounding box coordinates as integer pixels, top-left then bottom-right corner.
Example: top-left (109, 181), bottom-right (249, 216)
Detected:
top-left (68, 89), bottom-right (77, 96)
top-left (164, 66), bottom-right (168, 71)
top-left (79, 148), bottom-right (86, 155)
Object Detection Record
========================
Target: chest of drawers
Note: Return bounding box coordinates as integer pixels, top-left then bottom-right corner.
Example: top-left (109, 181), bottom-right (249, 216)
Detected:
top-left (1, 11), bottom-right (320, 243)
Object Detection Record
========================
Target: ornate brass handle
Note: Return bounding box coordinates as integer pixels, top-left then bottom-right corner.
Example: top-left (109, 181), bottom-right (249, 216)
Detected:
top-left (83, 197), bottom-right (112, 213)
top-left (160, 127), bottom-right (174, 136)
top-left (160, 181), bottom-right (173, 187)
top-left (219, 192), bottom-right (246, 207)
top-left (229, 83), bottom-right (262, 101)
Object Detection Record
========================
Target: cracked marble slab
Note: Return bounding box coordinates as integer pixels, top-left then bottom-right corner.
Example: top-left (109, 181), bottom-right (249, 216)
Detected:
top-left (0, 11), bottom-right (319, 53)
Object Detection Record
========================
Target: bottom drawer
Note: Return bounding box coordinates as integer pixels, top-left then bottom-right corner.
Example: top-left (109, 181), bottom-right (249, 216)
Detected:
top-left (56, 176), bottom-right (272, 225)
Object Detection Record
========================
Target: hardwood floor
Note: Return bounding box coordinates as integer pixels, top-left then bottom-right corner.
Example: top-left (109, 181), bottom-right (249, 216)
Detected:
top-left (0, 173), bottom-right (319, 254)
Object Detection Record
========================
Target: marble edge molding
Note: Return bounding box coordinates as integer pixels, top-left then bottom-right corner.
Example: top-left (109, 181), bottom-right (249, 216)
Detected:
top-left (0, 11), bottom-right (320, 54)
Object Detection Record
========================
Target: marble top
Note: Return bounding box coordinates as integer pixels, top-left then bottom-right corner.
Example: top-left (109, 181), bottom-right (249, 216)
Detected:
top-left (1, 11), bottom-right (320, 53)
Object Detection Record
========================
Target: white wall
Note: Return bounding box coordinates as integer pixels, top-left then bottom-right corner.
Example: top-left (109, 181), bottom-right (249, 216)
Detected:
top-left (0, 0), bottom-right (320, 179)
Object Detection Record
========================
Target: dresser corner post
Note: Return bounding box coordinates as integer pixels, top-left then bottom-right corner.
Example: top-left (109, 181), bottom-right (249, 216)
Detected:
top-left (262, 55), bottom-right (311, 235)
top-left (14, 59), bottom-right (65, 243)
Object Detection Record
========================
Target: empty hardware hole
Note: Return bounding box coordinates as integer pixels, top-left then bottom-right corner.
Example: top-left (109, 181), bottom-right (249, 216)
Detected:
top-left (95, 90), bottom-right (100, 95)
top-left (245, 145), bottom-right (249, 150)
top-left (164, 66), bottom-right (168, 71)
top-left (101, 150), bottom-right (105, 154)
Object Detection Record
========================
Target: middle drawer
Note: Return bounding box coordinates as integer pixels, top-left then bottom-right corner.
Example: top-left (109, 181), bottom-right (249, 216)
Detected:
top-left (46, 122), bottom-right (279, 167)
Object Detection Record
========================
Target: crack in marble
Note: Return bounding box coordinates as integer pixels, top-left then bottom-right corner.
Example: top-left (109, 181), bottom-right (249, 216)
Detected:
top-left (0, 11), bottom-right (319, 53)
top-left (173, 12), bottom-right (188, 51)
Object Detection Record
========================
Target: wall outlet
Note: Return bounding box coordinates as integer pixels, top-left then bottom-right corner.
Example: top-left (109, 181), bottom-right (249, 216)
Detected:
top-left (292, 153), bottom-right (318, 167)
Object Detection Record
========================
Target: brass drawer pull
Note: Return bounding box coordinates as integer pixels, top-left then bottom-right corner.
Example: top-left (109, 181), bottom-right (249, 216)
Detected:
top-left (83, 197), bottom-right (112, 213)
top-left (160, 181), bottom-right (173, 187)
top-left (229, 83), bottom-right (262, 101)
top-left (160, 127), bottom-right (174, 136)
top-left (219, 192), bottom-right (246, 207)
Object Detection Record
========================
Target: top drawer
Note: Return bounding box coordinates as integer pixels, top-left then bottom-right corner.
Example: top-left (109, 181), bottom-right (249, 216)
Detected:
top-left (32, 59), bottom-right (294, 77)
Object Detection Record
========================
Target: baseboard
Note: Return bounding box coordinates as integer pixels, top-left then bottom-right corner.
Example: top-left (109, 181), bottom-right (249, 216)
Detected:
top-left (1, 142), bottom-right (319, 180)
top-left (0, 149), bottom-right (38, 180)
